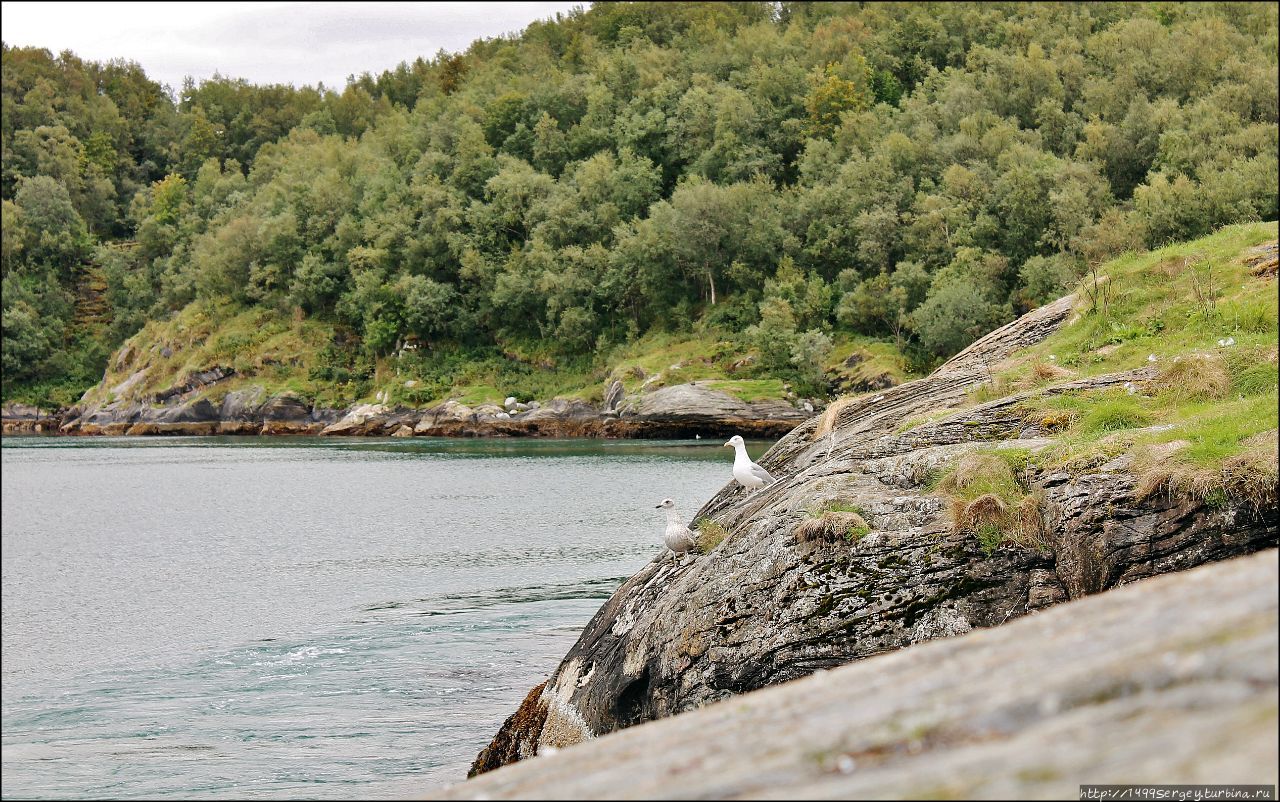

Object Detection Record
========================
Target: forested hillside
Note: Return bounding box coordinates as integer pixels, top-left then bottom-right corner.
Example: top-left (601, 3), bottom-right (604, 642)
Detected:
top-left (3, 2), bottom-right (1277, 409)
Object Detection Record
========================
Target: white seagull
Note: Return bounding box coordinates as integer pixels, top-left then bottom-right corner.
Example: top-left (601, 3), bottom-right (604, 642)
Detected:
top-left (655, 498), bottom-right (696, 561)
top-left (724, 435), bottom-right (776, 493)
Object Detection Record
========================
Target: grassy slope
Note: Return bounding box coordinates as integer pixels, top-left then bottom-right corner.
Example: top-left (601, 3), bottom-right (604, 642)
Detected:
top-left (72, 307), bottom-right (918, 412)
top-left (924, 222), bottom-right (1278, 515)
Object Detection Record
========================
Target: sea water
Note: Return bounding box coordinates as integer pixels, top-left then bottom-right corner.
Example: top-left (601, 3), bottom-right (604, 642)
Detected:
top-left (1, 435), bottom-right (753, 799)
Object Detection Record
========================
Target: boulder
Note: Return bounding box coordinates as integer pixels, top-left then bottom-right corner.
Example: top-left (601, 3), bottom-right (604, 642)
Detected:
top-left (612, 382), bottom-right (810, 437)
top-left (259, 393), bottom-right (311, 422)
top-left (321, 403), bottom-right (390, 435)
top-left (220, 387), bottom-right (267, 420)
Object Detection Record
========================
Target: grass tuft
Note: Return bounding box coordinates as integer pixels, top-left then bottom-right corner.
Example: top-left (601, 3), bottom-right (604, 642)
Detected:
top-left (794, 500), bottom-right (872, 544)
top-left (1150, 353), bottom-right (1230, 404)
top-left (1135, 429), bottom-right (1279, 509)
top-left (695, 519), bottom-right (730, 554)
top-left (934, 451), bottom-right (1045, 553)
top-left (1078, 392), bottom-right (1153, 434)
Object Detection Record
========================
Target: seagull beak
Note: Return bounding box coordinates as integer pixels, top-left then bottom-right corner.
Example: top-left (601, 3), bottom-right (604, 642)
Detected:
top-left (655, 503), bottom-right (663, 508)
top-left (722, 441), bottom-right (731, 447)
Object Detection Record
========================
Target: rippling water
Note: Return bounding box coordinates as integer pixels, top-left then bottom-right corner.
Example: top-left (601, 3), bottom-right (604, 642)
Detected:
top-left (1, 435), bottom-right (757, 799)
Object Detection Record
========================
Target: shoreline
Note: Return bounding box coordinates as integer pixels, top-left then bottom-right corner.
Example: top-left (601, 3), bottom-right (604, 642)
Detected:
top-left (1, 380), bottom-right (817, 440)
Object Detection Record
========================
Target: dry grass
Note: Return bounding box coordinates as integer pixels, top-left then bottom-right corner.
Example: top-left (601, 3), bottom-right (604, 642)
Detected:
top-left (1223, 430), bottom-right (1280, 507)
top-left (813, 395), bottom-right (862, 440)
top-left (1244, 241), bottom-right (1278, 278)
top-left (1150, 353), bottom-right (1231, 403)
top-left (794, 510), bottom-right (870, 544)
top-left (935, 452), bottom-right (1045, 553)
top-left (967, 377), bottom-right (1014, 404)
top-left (1022, 361), bottom-right (1074, 387)
top-left (934, 453), bottom-right (1019, 496)
top-left (1134, 429), bottom-right (1278, 509)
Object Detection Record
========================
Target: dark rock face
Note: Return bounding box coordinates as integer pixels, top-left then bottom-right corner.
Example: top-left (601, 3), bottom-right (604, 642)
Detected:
top-left (468, 292), bottom-right (1279, 777)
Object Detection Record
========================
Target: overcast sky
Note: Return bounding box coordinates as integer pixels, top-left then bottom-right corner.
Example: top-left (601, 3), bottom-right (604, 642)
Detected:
top-left (1, 1), bottom-right (584, 91)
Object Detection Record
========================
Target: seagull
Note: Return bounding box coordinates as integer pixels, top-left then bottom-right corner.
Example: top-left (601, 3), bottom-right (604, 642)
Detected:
top-left (655, 498), bottom-right (696, 561)
top-left (724, 435), bottom-right (776, 493)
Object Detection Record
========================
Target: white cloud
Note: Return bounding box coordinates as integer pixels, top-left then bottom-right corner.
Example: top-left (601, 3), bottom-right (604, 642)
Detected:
top-left (1, 1), bottom-right (584, 91)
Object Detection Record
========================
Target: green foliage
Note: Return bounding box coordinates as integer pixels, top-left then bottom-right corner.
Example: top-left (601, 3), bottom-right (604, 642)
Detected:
top-left (3, 4), bottom-right (1278, 404)
top-left (910, 277), bottom-right (1010, 358)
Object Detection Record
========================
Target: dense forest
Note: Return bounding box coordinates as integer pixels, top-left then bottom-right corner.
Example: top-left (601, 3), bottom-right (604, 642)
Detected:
top-left (3, 1), bottom-right (1277, 407)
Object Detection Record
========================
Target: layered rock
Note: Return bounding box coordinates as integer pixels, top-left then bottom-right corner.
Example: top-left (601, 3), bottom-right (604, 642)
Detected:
top-left (468, 291), bottom-right (1279, 776)
top-left (56, 378), bottom-right (338, 436)
top-left (613, 382), bottom-right (809, 438)
top-left (443, 550), bottom-right (1279, 799)
top-left (37, 380), bottom-right (814, 439)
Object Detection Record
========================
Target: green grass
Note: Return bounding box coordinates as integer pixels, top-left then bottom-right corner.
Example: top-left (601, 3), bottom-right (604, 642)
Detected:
top-left (1008, 223), bottom-right (1277, 380)
top-left (695, 519), bottom-right (730, 553)
top-left (701, 378), bottom-right (787, 403)
top-left (932, 450), bottom-right (1044, 554)
top-left (78, 300), bottom-right (334, 409)
top-left (813, 500), bottom-right (870, 517)
top-left (826, 336), bottom-right (916, 389)
top-left (988, 222), bottom-right (1278, 505)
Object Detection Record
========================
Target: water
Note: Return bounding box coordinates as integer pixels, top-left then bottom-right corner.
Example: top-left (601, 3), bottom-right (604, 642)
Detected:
top-left (1, 435), bottom-right (757, 799)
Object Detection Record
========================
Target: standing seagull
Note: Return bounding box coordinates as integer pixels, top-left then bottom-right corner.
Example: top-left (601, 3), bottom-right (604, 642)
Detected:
top-left (724, 435), bottom-right (776, 493)
top-left (656, 498), bottom-right (697, 562)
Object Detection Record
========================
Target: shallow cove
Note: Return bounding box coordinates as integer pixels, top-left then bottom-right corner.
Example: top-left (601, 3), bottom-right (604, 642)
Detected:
top-left (0, 435), bottom-right (764, 799)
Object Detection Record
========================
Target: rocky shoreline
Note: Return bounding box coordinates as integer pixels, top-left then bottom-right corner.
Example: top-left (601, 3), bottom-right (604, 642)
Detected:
top-left (465, 289), bottom-right (1280, 777)
top-left (2, 380), bottom-right (815, 440)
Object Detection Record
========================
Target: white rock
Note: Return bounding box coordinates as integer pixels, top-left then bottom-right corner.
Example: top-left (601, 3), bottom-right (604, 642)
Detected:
top-left (504, 396), bottom-right (518, 408)
top-left (404, 380), bottom-right (418, 388)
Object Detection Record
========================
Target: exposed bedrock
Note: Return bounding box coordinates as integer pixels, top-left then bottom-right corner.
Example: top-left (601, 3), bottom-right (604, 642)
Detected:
top-left (45, 379), bottom-right (811, 439)
top-left (444, 550), bottom-right (1279, 799)
top-left (468, 291), bottom-right (1279, 776)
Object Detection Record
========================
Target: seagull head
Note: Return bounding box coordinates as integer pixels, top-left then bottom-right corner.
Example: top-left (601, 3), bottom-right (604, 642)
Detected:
top-left (724, 435), bottom-right (744, 448)
top-left (656, 498), bottom-right (675, 509)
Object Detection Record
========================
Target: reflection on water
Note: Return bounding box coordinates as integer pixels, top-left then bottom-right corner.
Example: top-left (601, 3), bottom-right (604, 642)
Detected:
top-left (1, 436), bottom-right (765, 799)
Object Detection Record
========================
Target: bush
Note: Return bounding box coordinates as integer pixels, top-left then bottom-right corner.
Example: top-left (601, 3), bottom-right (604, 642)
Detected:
top-left (911, 279), bottom-right (1010, 358)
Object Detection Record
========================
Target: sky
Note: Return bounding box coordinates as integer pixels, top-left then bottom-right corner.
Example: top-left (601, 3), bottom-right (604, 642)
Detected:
top-left (1, 1), bottom-right (585, 91)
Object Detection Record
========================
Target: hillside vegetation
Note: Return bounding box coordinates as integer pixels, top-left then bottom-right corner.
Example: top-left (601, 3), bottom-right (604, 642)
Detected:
top-left (3, 2), bottom-right (1277, 410)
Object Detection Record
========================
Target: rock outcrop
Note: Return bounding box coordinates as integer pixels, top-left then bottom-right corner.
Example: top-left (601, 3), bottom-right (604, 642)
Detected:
top-left (468, 291), bottom-right (1279, 776)
top-left (55, 382), bottom-right (338, 436)
top-left (37, 380), bottom-right (813, 439)
top-left (442, 550), bottom-right (1279, 799)
top-left (0, 403), bottom-right (62, 434)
